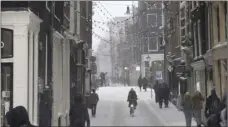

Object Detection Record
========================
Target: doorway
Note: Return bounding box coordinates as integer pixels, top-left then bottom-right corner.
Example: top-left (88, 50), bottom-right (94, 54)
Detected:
top-left (1, 63), bottom-right (13, 126)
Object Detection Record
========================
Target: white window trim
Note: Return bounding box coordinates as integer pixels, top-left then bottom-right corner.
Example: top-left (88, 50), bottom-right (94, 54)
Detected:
top-left (197, 20), bottom-right (202, 56)
top-left (147, 14), bottom-right (157, 27)
top-left (148, 37), bottom-right (158, 51)
top-left (46, 1), bottom-right (60, 22)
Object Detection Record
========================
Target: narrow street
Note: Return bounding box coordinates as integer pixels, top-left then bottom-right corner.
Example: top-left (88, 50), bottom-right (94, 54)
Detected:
top-left (90, 84), bottom-right (197, 126)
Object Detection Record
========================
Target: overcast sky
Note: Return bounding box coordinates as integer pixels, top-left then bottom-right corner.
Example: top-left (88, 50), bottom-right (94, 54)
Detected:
top-left (92, 1), bottom-right (138, 52)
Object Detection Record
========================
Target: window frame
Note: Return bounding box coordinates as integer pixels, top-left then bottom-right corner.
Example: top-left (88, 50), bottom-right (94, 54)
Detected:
top-left (148, 36), bottom-right (158, 51)
top-left (146, 13), bottom-right (157, 27)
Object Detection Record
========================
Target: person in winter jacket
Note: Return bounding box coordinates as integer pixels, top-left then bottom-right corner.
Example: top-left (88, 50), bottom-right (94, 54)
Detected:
top-left (90, 89), bottom-right (99, 117)
top-left (142, 77), bottom-right (148, 91)
top-left (69, 94), bottom-right (90, 127)
top-left (138, 75), bottom-right (143, 91)
top-left (163, 82), bottom-right (170, 108)
top-left (181, 92), bottom-right (193, 127)
top-left (127, 88), bottom-right (138, 109)
top-left (205, 89), bottom-right (221, 118)
top-left (5, 106), bottom-right (35, 127)
top-left (192, 91), bottom-right (205, 127)
top-left (153, 80), bottom-right (159, 103)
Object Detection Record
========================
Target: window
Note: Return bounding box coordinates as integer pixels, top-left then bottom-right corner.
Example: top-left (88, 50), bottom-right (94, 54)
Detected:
top-left (180, 8), bottom-right (185, 18)
top-left (1, 28), bottom-right (13, 58)
top-left (147, 14), bottom-right (157, 26)
top-left (148, 37), bottom-right (158, 51)
top-left (181, 28), bottom-right (185, 37)
top-left (197, 20), bottom-right (202, 56)
top-left (193, 1), bottom-right (196, 7)
top-left (193, 23), bottom-right (198, 57)
top-left (216, 6), bottom-right (220, 42)
top-left (181, 19), bottom-right (185, 27)
top-left (189, 1), bottom-right (192, 10)
top-left (225, 2), bottom-right (227, 39)
top-left (145, 61), bottom-right (149, 67)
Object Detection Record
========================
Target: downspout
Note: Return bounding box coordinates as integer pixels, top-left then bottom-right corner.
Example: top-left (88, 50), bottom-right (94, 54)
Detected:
top-left (0, 2), bottom-right (2, 126)
top-left (226, 2), bottom-right (228, 127)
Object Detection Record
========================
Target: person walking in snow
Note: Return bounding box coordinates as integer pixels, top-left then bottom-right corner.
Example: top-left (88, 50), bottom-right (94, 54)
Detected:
top-left (192, 90), bottom-right (204, 127)
top-left (142, 77), bottom-right (148, 92)
top-left (90, 89), bottom-right (99, 117)
top-left (5, 106), bottom-right (35, 127)
top-left (153, 80), bottom-right (159, 103)
top-left (70, 94), bottom-right (90, 127)
top-left (181, 92), bottom-right (193, 127)
top-left (205, 88), bottom-right (221, 119)
top-left (157, 81), bottom-right (166, 108)
top-left (138, 75), bottom-right (143, 91)
top-left (163, 82), bottom-right (170, 108)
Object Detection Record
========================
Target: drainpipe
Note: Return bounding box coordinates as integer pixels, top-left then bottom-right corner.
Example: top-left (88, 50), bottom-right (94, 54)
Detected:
top-left (0, 3), bottom-right (2, 126)
top-left (226, 2), bottom-right (228, 127)
top-left (162, 1), bottom-right (166, 82)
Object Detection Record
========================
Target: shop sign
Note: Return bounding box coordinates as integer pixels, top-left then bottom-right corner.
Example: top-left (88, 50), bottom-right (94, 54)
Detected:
top-left (155, 71), bottom-right (163, 80)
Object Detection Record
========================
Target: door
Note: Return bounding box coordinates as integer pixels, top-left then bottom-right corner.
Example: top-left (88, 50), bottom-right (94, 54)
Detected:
top-left (1, 63), bottom-right (13, 126)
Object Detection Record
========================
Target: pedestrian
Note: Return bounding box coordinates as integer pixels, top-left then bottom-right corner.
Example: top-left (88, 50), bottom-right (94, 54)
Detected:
top-left (153, 80), bottom-right (159, 103)
top-left (138, 75), bottom-right (142, 91)
top-left (90, 89), bottom-right (99, 117)
top-left (157, 81), bottom-right (165, 108)
top-left (192, 90), bottom-right (205, 127)
top-left (69, 94), bottom-right (90, 127)
top-left (181, 92), bottom-right (193, 127)
top-left (5, 106), bottom-right (35, 127)
top-left (142, 77), bottom-right (148, 92)
top-left (205, 88), bottom-right (221, 119)
top-left (163, 82), bottom-right (170, 108)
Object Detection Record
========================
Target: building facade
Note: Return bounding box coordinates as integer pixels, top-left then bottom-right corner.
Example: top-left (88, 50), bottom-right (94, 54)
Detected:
top-left (138, 1), bottom-right (164, 83)
top-left (1, 1), bottom-right (93, 126)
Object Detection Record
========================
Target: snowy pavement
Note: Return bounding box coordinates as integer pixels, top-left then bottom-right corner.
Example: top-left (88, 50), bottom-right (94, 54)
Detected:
top-left (89, 85), bottom-right (197, 126)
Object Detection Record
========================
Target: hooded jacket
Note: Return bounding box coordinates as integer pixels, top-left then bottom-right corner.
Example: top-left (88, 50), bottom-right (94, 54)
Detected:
top-left (6, 106), bottom-right (34, 127)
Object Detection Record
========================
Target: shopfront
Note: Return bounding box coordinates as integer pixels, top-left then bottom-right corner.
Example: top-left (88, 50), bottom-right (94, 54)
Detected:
top-left (1, 28), bottom-right (14, 126)
top-left (1, 11), bottom-right (42, 125)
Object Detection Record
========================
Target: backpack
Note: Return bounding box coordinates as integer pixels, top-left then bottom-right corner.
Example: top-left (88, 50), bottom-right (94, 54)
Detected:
top-left (210, 98), bottom-right (220, 114)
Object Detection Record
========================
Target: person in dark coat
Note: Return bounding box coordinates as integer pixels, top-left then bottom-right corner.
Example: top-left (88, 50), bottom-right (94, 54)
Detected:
top-left (153, 80), bottom-right (159, 103)
top-left (142, 77), bottom-right (148, 91)
top-left (90, 89), bottom-right (99, 117)
top-left (127, 88), bottom-right (138, 109)
top-left (138, 75), bottom-right (143, 91)
top-left (205, 89), bottom-right (221, 119)
top-left (207, 113), bottom-right (221, 127)
top-left (69, 94), bottom-right (90, 127)
top-left (5, 106), bottom-right (35, 127)
top-left (157, 82), bottom-right (166, 108)
top-left (163, 82), bottom-right (170, 108)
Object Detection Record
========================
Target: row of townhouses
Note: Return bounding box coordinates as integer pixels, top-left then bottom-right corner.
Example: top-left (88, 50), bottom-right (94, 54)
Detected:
top-left (109, 1), bottom-right (164, 85)
top-left (1, 1), bottom-right (93, 126)
top-left (163, 1), bottom-right (228, 124)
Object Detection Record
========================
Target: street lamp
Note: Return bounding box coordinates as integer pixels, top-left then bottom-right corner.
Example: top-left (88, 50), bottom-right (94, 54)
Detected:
top-left (124, 67), bottom-right (128, 86)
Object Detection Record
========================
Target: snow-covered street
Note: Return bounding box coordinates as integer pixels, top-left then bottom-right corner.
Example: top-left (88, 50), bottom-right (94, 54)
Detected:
top-left (89, 84), bottom-right (197, 126)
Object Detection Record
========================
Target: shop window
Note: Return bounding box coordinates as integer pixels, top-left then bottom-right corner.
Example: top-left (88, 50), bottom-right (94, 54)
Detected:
top-left (1, 28), bottom-right (13, 58)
